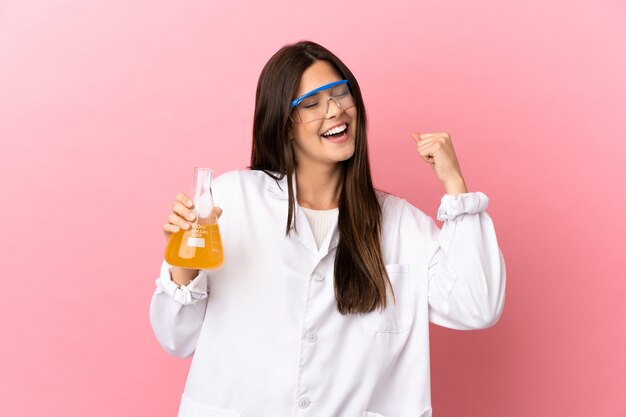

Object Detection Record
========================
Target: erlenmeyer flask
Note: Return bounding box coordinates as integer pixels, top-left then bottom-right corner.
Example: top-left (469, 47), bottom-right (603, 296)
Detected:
top-left (164, 167), bottom-right (224, 269)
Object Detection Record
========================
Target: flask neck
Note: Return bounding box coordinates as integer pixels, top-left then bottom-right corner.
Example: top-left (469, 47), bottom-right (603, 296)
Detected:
top-left (191, 168), bottom-right (215, 221)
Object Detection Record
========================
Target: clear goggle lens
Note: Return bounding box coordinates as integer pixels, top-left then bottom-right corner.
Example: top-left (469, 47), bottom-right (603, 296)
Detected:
top-left (290, 84), bottom-right (355, 123)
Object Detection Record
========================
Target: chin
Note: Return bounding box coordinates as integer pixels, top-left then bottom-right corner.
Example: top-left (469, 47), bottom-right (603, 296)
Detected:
top-left (336, 144), bottom-right (356, 162)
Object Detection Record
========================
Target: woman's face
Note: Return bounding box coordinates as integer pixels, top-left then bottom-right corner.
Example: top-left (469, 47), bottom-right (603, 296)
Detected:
top-left (288, 60), bottom-right (358, 170)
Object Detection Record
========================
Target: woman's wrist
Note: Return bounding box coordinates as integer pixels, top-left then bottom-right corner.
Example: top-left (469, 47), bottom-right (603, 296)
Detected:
top-left (443, 176), bottom-right (468, 196)
top-left (171, 266), bottom-right (199, 286)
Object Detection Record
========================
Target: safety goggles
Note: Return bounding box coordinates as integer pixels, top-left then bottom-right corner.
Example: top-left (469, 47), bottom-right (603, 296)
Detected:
top-left (289, 80), bottom-right (356, 124)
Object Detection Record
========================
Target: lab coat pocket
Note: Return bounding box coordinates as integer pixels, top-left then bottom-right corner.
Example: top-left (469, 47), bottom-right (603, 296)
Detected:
top-left (359, 264), bottom-right (413, 333)
top-left (178, 393), bottom-right (241, 417)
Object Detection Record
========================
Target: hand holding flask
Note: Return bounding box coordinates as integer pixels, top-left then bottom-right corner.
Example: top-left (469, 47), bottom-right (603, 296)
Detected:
top-left (163, 168), bottom-right (224, 269)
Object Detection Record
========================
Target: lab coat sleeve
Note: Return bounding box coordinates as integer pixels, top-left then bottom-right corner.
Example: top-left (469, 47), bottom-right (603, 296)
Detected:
top-left (149, 259), bottom-right (210, 358)
top-left (426, 191), bottom-right (506, 330)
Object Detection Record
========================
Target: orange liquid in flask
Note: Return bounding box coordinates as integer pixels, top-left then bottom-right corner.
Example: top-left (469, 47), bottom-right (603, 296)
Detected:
top-left (165, 222), bottom-right (224, 269)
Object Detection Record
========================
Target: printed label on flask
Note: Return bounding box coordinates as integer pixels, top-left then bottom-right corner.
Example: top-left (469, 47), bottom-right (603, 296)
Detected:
top-left (187, 237), bottom-right (205, 248)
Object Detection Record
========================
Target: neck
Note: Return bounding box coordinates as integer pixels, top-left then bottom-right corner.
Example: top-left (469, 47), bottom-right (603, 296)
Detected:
top-left (295, 162), bottom-right (343, 210)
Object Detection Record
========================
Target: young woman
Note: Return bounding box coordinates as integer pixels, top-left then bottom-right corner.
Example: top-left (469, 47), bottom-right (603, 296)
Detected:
top-left (150, 40), bottom-right (506, 417)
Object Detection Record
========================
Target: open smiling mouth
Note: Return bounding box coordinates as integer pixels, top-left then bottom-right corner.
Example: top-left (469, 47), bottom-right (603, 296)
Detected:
top-left (321, 123), bottom-right (349, 142)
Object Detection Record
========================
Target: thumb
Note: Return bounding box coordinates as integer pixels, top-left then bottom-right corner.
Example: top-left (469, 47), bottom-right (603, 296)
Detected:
top-left (411, 132), bottom-right (422, 143)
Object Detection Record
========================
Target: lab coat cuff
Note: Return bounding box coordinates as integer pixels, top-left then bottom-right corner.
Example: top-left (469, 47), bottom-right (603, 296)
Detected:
top-left (437, 191), bottom-right (489, 221)
top-left (155, 260), bottom-right (209, 305)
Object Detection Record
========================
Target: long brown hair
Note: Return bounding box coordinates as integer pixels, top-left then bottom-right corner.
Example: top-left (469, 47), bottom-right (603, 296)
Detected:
top-left (251, 40), bottom-right (393, 314)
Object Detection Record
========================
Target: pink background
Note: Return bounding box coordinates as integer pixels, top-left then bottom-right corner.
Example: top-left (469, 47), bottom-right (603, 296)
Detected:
top-left (1, 1), bottom-right (625, 416)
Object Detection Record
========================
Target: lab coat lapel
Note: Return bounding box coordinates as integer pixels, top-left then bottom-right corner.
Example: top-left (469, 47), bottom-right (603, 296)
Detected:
top-left (294, 204), bottom-right (318, 254)
top-left (314, 214), bottom-right (339, 258)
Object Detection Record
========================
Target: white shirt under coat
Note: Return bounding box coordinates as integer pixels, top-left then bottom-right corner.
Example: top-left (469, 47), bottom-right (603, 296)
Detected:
top-left (150, 169), bottom-right (506, 417)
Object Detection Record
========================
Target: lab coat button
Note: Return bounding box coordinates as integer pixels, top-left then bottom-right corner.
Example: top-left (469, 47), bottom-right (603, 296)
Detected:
top-left (298, 397), bottom-right (311, 408)
top-left (306, 331), bottom-right (317, 343)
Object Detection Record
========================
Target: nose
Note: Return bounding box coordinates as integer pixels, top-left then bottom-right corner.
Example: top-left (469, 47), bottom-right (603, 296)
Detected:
top-left (325, 97), bottom-right (343, 119)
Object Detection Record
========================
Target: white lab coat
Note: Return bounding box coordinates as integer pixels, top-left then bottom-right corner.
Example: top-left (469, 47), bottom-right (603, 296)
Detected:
top-left (150, 169), bottom-right (506, 417)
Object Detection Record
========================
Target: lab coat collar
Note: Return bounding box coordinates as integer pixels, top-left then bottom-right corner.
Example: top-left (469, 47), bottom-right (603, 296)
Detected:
top-left (266, 171), bottom-right (289, 200)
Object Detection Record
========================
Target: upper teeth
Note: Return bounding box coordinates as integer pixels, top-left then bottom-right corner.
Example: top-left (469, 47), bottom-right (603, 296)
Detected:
top-left (322, 124), bottom-right (347, 137)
